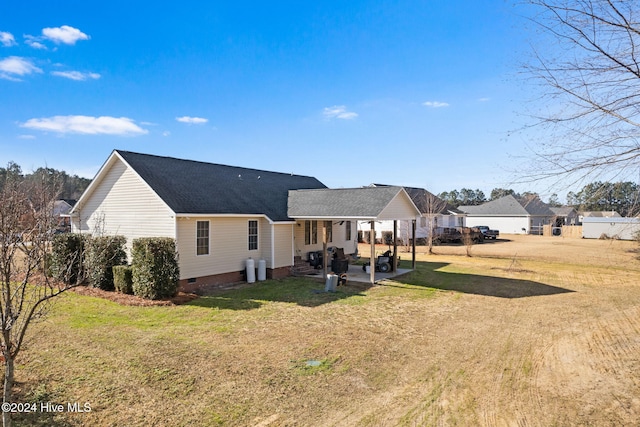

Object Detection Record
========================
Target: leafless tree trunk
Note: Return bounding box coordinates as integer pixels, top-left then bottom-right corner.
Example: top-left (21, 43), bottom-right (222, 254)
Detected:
top-left (0, 169), bottom-right (78, 427)
top-left (461, 228), bottom-right (475, 257)
top-left (421, 192), bottom-right (449, 255)
top-left (520, 0), bottom-right (640, 185)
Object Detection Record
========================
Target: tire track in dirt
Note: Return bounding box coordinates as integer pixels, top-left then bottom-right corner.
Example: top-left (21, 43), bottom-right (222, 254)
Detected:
top-left (535, 304), bottom-right (640, 425)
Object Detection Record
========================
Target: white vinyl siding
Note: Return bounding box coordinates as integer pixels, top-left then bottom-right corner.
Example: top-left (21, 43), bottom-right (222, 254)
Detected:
top-left (377, 192), bottom-right (420, 220)
top-left (465, 216), bottom-right (529, 235)
top-left (273, 223), bottom-right (295, 268)
top-left (71, 158), bottom-right (175, 258)
top-left (176, 217), bottom-right (289, 279)
top-left (294, 220), bottom-right (356, 259)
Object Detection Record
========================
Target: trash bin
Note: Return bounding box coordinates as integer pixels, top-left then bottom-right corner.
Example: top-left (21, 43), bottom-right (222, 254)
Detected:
top-left (331, 258), bottom-right (349, 274)
top-left (325, 274), bottom-right (338, 292)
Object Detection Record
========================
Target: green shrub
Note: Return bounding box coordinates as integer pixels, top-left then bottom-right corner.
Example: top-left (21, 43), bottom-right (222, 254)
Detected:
top-left (49, 233), bottom-right (86, 285)
top-left (131, 237), bottom-right (180, 300)
top-left (113, 265), bottom-right (133, 294)
top-left (85, 236), bottom-right (127, 291)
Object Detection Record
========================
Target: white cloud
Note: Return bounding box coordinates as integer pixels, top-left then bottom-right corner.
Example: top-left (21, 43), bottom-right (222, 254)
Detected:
top-left (51, 70), bottom-right (100, 81)
top-left (0, 32), bottom-right (16, 47)
top-left (42, 26), bottom-right (89, 45)
top-left (478, 97), bottom-right (490, 102)
top-left (20, 115), bottom-right (148, 136)
top-left (24, 35), bottom-right (47, 50)
top-left (176, 116), bottom-right (208, 124)
top-left (423, 101), bottom-right (450, 108)
top-left (0, 56), bottom-right (42, 80)
top-left (18, 134), bottom-right (36, 140)
top-left (323, 105), bottom-right (358, 120)
top-left (162, 131), bottom-right (171, 137)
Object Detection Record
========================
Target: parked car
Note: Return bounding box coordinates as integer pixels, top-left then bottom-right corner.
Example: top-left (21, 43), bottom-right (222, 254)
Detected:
top-left (476, 225), bottom-right (499, 240)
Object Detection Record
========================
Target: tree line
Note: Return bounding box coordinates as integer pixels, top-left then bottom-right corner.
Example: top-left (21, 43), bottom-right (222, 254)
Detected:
top-left (438, 182), bottom-right (639, 217)
top-left (0, 162), bottom-right (91, 200)
top-left (437, 188), bottom-right (543, 208)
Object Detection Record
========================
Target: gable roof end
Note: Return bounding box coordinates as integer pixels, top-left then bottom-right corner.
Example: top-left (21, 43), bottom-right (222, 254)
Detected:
top-left (288, 186), bottom-right (420, 219)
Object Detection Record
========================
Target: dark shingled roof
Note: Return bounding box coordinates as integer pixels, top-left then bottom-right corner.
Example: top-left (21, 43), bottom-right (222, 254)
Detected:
top-left (459, 195), bottom-right (555, 216)
top-left (117, 150), bottom-right (326, 221)
top-left (372, 184), bottom-right (462, 214)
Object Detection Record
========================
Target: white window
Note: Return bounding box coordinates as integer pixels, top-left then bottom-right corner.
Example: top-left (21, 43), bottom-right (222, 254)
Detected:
top-left (248, 220), bottom-right (258, 251)
top-left (305, 220), bottom-right (318, 245)
top-left (196, 221), bottom-right (209, 256)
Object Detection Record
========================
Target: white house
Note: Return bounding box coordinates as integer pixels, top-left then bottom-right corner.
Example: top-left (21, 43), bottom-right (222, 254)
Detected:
top-left (360, 185), bottom-right (465, 243)
top-left (71, 150), bottom-right (418, 290)
top-left (459, 195), bottom-right (556, 235)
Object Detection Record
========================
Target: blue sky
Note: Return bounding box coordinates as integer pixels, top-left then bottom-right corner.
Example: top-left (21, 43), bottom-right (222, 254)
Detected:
top-left (0, 1), bottom-right (540, 197)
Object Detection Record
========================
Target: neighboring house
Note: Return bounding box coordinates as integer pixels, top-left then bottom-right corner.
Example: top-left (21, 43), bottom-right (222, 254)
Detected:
top-left (70, 150), bottom-right (417, 289)
top-left (53, 199), bottom-right (76, 232)
top-left (361, 185), bottom-right (465, 243)
top-left (550, 206), bottom-right (579, 226)
top-left (459, 195), bottom-right (556, 235)
top-left (578, 210), bottom-right (621, 224)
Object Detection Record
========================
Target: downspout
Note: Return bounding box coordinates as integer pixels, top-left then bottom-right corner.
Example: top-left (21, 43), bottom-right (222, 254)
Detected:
top-left (271, 222), bottom-right (276, 270)
top-left (291, 223), bottom-right (295, 270)
top-left (393, 220), bottom-right (398, 271)
top-left (412, 219), bottom-right (416, 269)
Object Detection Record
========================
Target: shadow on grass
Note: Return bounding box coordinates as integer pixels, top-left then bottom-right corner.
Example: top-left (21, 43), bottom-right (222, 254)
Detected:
top-left (187, 277), bottom-right (368, 310)
top-left (388, 261), bottom-right (574, 299)
top-left (186, 259), bottom-right (573, 310)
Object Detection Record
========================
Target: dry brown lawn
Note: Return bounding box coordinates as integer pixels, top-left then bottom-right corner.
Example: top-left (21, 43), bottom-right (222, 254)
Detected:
top-left (9, 234), bottom-right (640, 426)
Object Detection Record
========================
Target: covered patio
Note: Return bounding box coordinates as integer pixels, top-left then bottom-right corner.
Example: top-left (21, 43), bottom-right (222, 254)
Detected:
top-left (288, 186), bottom-right (421, 284)
top-left (343, 266), bottom-right (413, 284)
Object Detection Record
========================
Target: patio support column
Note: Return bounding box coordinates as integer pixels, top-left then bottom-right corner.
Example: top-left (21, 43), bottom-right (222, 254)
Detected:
top-left (370, 220), bottom-right (375, 284)
top-left (412, 219), bottom-right (416, 269)
top-left (393, 220), bottom-right (398, 271)
top-left (322, 221), bottom-right (328, 277)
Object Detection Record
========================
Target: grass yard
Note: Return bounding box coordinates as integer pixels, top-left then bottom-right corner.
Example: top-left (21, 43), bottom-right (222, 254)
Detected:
top-left (8, 235), bottom-right (640, 426)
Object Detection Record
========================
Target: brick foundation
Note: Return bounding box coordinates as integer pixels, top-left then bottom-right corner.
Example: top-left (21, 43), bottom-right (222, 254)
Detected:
top-left (179, 266), bottom-right (292, 293)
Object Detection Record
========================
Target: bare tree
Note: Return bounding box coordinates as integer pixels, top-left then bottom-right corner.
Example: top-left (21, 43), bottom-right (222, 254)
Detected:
top-left (417, 190), bottom-right (449, 255)
top-left (520, 0), bottom-right (640, 185)
top-left (0, 168), bottom-right (78, 427)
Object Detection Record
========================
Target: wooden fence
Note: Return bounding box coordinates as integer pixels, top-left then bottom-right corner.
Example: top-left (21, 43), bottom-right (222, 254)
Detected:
top-left (542, 225), bottom-right (582, 238)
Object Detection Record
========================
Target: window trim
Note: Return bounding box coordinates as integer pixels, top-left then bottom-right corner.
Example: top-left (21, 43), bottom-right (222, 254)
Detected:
top-left (304, 220), bottom-right (318, 246)
top-left (248, 220), bottom-right (258, 251)
top-left (311, 220), bottom-right (318, 244)
top-left (196, 220), bottom-right (210, 256)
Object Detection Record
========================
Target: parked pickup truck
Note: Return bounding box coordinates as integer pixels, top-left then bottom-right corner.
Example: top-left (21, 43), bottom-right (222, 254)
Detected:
top-left (477, 225), bottom-right (499, 240)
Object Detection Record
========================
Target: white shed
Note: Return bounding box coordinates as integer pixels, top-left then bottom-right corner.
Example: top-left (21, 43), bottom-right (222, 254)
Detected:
top-left (582, 217), bottom-right (640, 240)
